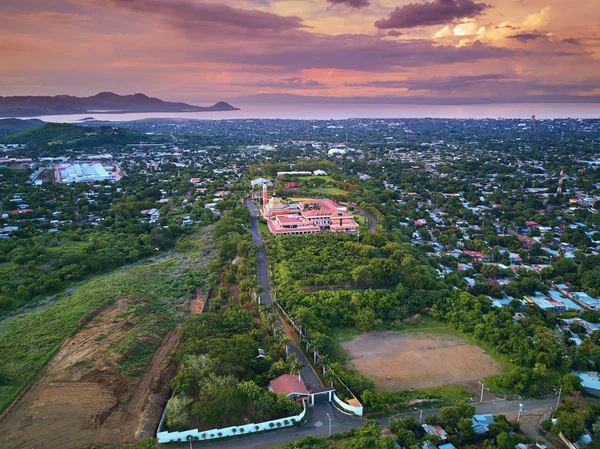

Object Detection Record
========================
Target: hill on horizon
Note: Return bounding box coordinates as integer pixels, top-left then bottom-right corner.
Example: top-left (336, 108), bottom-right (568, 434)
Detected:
top-left (0, 92), bottom-right (239, 118)
top-left (0, 118), bottom-right (45, 137)
top-left (1, 122), bottom-right (163, 149)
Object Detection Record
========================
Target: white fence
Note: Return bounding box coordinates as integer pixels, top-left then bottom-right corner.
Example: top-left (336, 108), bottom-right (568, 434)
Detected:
top-left (156, 402), bottom-right (306, 443)
top-left (332, 392), bottom-right (363, 416)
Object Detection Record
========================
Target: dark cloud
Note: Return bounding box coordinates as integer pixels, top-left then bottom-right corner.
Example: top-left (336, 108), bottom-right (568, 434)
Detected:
top-left (327, 0), bottom-right (370, 8)
top-left (345, 74), bottom-right (600, 95)
top-left (387, 30), bottom-right (403, 36)
top-left (507, 33), bottom-right (544, 42)
top-left (496, 24), bottom-right (518, 30)
top-left (236, 77), bottom-right (327, 89)
top-left (374, 0), bottom-right (490, 29)
top-left (235, 92), bottom-right (600, 105)
top-left (208, 37), bottom-right (514, 72)
top-left (87, 0), bottom-right (304, 31)
top-left (562, 38), bottom-right (580, 45)
top-left (347, 74), bottom-right (509, 90)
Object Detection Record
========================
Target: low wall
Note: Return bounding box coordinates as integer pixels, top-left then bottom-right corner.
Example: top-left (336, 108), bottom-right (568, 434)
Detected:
top-left (332, 393), bottom-right (363, 416)
top-left (156, 402), bottom-right (306, 443)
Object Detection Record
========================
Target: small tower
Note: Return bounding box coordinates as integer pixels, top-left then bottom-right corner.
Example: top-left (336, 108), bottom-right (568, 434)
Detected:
top-left (556, 166), bottom-right (565, 196)
top-left (262, 182), bottom-right (268, 218)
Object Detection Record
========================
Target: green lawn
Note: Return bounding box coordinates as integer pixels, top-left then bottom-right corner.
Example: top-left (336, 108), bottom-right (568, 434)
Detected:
top-left (258, 221), bottom-right (270, 236)
top-left (353, 214), bottom-right (368, 226)
top-left (295, 175), bottom-right (333, 182)
top-left (307, 187), bottom-right (345, 195)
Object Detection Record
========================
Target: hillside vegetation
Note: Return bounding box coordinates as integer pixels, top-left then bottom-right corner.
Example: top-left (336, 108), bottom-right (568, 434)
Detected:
top-left (0, 228), bottom-right (216, 414)
top-left (1, 123), bottom-right (156, 149)
top-left (0, 118), bottom-right (44, 136)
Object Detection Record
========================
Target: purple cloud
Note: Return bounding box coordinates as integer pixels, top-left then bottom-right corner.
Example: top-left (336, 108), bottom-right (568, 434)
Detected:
top-left (508, 33), bottom-right (544, 42)
top-left (562, 38), bottom-right (580, 45)
top-left (236, 77), bottom-right (327, 89)
top-left (88, 0), bottom-right (304, 31)
top-left (345, 74), bottom-right (600, 95)
top-left (347, 74), bottom-right (509, 90)
top-left (387, 30), bottom-right (403, 36)
top-left (375, 0), bottom-right (490, 29)
top-left (327, 0), bottom-right (370, 8)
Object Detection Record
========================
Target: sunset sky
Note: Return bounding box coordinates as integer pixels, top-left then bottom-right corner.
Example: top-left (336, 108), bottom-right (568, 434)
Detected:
top-left (2, 0), bottom-right (600, 105)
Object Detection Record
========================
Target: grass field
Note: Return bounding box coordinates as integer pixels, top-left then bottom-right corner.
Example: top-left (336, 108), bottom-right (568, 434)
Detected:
top-left (307, 187), bottom-right (345, 195)
top-left (295, 175), bottom-right (333, 182)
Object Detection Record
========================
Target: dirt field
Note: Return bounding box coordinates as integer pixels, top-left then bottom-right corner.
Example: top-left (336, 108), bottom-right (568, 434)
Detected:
top-left (0, 298), bottom-right (180, 449)
top-left (342, 331), bottom-right (501, 391)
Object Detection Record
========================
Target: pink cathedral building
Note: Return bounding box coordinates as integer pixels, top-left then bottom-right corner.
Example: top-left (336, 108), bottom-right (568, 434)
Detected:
top-left (262, 184), bottom-right (359, 235)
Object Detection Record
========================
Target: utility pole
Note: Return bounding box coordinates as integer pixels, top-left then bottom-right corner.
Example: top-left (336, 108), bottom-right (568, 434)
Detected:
top-left (556, 388), bottom-right (562, 409)
top-left (326, 412), bottom-right (332, 437)
top-left (479, 382), bottom-right (485, 403)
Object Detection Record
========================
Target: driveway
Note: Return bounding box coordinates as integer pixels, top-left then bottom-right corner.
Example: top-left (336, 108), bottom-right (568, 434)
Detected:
top-left (245, 198), bottom-right (325, 393)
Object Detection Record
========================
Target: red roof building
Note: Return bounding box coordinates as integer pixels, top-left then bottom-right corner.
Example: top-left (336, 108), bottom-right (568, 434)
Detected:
top-left (264, 197), bottom-right (359, 235)
top-left (269, 374), bottom-right (309, 398)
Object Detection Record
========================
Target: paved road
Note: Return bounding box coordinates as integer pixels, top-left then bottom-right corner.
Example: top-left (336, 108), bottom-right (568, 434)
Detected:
top-left (173, 398), bottom-right (558, 449)
top-left (357, 208), bottom-right (377, 233)
top-left (245, 198), bottom-right (325, 393)
top-left (176, 402), bottom-right (361, 449)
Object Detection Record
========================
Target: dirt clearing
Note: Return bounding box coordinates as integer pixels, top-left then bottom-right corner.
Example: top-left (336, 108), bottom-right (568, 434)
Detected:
top-left (0, 298), bottom-right (179, 449)
top-left (342, 331), bottom-right (501, 391)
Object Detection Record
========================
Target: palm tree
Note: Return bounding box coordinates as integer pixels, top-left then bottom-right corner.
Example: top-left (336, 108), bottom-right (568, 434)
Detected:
top-left (288, 353), bottom-right (304, 382)
top-left (324, 367), bottom-right (337, 388)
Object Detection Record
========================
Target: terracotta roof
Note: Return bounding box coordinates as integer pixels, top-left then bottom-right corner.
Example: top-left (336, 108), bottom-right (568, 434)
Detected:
top-left (270, 374), bottom-right (309, 396)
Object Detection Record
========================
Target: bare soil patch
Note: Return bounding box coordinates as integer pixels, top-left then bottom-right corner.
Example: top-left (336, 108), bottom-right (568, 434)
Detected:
top-left (0, 298), bottom-right (180, 449)
top-left (189, 289), bottom-right (205, 314)
top-left (342, 331), bottom-right (501, 391)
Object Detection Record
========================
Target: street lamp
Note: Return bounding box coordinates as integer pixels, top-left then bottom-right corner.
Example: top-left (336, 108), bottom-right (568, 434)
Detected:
top-left (326, 412), bottom-right (332, 437)
top-left (414, 407), bottom-right (423, 423)
top-left (517, 403), bottom-right (524, 421)
top-left (478, 381), bottom-right (485, 403)
top-left (556, 388), bottom-right (562, 409)
top-left (187, 435), bottom-right (193, 449)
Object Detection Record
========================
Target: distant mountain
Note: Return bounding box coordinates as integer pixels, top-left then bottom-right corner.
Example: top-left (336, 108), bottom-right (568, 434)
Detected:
top-left (0, 118), bottom-right (45, 136)
top-left (0, 93), bottom-right (239, 117)
top-left (1, 122), bottom-right (160, 149)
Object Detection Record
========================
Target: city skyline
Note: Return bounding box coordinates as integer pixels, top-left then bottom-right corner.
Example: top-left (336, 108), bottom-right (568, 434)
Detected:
top-left (1, 0), bottom-right (599, 106)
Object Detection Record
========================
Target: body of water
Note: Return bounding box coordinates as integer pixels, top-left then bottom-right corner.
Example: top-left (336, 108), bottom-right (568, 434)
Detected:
top-left (18, 102), bottom-right (600, 122)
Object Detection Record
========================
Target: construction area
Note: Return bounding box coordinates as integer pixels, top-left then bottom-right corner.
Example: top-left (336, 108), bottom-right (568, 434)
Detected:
top-left (0, 297), bottom-right (182, 449)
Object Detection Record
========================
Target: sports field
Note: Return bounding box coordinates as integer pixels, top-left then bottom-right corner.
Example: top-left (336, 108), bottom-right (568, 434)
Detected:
top-left (342, 331), bottom-right (501, 391)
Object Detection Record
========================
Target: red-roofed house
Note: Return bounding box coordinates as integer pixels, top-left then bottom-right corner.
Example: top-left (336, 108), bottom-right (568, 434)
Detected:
top-left (463, 250), bottom-right (493, 262)
top-left (269, 374), bottom-right (309, 400)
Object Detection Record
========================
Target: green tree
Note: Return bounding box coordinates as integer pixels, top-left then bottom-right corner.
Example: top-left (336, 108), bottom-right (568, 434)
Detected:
top-left (165, 394), bottom-right (192, 430)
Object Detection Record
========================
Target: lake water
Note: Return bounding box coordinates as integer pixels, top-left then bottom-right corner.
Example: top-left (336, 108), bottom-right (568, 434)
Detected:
top-left (19, 102), bottom-right (600, 122)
